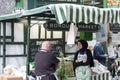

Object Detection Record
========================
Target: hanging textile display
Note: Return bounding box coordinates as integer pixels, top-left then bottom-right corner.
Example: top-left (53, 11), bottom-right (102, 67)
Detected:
top-left (67, 23), bottom-right (78, 46)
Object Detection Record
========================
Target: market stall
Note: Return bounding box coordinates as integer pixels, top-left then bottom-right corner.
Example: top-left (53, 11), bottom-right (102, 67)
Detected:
top-left (64, 56), bottom-right (111, 80)
top-left (91, 59), bottom-right (111, 80)
top-left (0, 3), bottom-right (120, 80)
top-left (45, 4), bottom-right (118, 80)
top-left (91, 72), bottom-right (110, 80)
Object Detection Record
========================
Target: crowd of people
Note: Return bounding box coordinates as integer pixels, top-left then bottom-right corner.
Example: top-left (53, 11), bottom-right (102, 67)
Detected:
top-left (34, 40), bottom-right (120, 80)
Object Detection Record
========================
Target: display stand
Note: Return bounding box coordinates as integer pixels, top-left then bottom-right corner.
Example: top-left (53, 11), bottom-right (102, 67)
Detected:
top-left (91, 71), bottom-right (111, 80)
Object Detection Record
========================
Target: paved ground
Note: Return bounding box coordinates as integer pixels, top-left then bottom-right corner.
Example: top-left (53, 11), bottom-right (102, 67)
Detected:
top-left (68, 77), bottom-right (76, 80)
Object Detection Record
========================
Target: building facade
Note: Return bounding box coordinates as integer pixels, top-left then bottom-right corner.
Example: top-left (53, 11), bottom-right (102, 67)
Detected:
top-left (0, 0), bottom-right (15, 15)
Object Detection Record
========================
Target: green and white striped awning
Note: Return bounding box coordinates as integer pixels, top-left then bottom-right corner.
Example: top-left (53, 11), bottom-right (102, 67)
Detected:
top-left (23, 5), bottom-right (49, 16)
top-left (0, 12), bottom-right (22, 21)
top-left (48, 3), bottom-right (120, 24)
top-left (0, 3), bottom-right (120, 24)
top-left (91, 72), bottom-right (110, 80)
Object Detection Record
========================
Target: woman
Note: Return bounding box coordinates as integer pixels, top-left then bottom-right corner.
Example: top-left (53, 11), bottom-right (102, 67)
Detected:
top-left (73, 40), bottom-right (94, 80)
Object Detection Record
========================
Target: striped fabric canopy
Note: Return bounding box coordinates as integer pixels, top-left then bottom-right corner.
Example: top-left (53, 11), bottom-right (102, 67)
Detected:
top-left (0, 12), bottom-right (22, 21)
top-left (49, 3), bottom-right (120, 24)
top-left (0, 3), bottom-right (120, 25)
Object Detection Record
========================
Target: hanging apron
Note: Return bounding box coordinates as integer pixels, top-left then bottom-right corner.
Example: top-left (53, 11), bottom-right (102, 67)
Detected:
top-left (75, 53), bottom-right (91, 80)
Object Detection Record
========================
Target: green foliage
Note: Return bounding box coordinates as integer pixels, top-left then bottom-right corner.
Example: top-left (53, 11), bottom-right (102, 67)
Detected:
top-left (56, 51), bottom-right (68, 80)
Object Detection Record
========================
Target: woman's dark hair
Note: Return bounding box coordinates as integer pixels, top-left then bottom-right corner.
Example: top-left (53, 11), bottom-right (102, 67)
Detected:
top-left (77, 40), bottom-right (88, 49)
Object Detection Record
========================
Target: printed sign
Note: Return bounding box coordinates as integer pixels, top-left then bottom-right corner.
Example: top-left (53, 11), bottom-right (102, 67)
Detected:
top-left (110, 23), bottom-right (120, 32)
top-left (43, 20), bottom-right (100, 32)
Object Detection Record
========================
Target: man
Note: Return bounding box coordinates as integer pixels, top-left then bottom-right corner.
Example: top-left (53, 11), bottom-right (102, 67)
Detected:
top-left (107, 45), bottom-right (118, 77)
top-left (35, 41), bottom-right (60, 80)
top-left (93, 41), bottom-right (107, 66)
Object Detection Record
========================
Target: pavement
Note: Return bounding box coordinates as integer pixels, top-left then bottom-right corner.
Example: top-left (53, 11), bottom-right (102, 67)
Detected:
top-left (68, 77), bottom-right (76, 80)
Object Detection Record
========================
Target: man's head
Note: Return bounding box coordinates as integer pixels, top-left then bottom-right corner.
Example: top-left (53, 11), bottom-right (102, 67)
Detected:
top-left (99, 40), bottom-right (105, 45)
top-left (41, 41), bottom-right (51, 52)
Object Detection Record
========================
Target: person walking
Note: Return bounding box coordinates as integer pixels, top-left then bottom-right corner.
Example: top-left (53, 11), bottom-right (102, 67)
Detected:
top-left (73, 40), bottom-right (94, 80)
top-left (108, 45), bottom-right (119, 77)
top-left (35, 41), bottom-right (60, 80)
top-left (93, 41), bottom-right (107, 66)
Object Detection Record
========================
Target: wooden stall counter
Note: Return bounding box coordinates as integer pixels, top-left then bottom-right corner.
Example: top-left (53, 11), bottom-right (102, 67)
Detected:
top-left (0, 75), bottom-right (23, 80)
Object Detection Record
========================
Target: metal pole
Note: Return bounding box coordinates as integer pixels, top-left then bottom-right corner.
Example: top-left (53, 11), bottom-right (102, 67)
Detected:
top-left (26, 16), bottom-right (31, 80)
top-left (91, 0), bottom-right (95, 6)
top-left (81, 0), bottom-right (84, 5)
top-left (3, 21), bottom-right (6, 70)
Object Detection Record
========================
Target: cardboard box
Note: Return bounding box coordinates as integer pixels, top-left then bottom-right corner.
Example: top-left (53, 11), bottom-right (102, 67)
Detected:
top-left (0, 75), bottom-right (23, 80)
top-left (65, 62), bottom-right (75, 77)
top-left (0, 75), bottom-right (4, 80)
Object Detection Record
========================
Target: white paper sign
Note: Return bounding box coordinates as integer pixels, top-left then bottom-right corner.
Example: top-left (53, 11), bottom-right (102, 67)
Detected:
top-left (107, 45), bottom-right (115, 58)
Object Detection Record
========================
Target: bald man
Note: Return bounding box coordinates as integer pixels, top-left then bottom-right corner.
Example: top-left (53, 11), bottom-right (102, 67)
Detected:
top-left (35, 41), bottom-right (60, 80)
